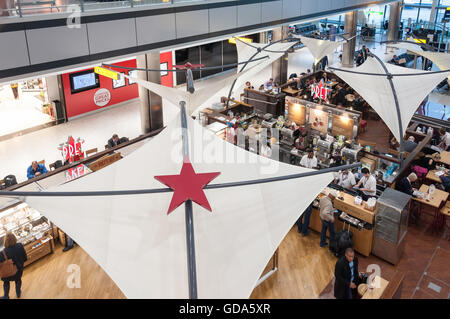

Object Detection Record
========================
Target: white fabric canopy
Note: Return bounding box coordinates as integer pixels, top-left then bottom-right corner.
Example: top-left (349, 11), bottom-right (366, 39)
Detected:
top-left (24, 112), bottom-right (332, 299)
top-left (333, 56), bottom-right (450, 142)
top-left (234, 40), bottom-right (296, 90)
top-left (388, 42), bottom-right (424, 53)
top-left (293, 35), bottom-right (342, 64)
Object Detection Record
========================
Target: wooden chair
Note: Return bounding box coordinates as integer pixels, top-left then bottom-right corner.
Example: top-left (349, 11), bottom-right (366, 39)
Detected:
top-left (49, 163), bottom-right (55, 171)
top-left (0, 179), bottom-right (4, 187)
top-left (85, 148), bottom-right (98, 157)
top-left (105, 144), bottom-right (109, 150)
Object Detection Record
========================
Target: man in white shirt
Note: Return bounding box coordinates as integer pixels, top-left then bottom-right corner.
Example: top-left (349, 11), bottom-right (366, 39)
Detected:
top-left (438, 129), bottom-right (450, 151)
top-left (353, 167), bottom-right (377, 200)
top-left (335, 170), bottom-right (356, 189)
top-left (300, 150), bottom-right (318, 169)
top-left (264, 78), bottom-right (274, 91)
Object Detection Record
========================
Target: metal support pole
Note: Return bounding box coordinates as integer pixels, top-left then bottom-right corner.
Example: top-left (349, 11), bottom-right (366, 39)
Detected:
top-left (370, 54), bottom-right (405, 165)
top-left (18, 0), bottom-right (23, 17)
top-left (179, 101), bottom-right (198, 299)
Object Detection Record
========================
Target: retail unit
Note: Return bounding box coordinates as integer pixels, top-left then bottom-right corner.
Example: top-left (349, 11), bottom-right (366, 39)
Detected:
top-left (0, 202), bottom-right (55, 266)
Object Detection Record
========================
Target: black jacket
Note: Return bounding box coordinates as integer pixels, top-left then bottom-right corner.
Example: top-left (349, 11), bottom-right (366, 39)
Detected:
top-left (108, 137), bottom-right (129, 148)
top-left (334, 255), bottom-right (359, 299)
top-left (395, 177), bottom-right (413, 196)
top-left (0, 243), bottom-right (27, 277)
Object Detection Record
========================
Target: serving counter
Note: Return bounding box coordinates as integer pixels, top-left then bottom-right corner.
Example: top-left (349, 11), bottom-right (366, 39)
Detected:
top-left (309, 189), bottom-right (377, 257)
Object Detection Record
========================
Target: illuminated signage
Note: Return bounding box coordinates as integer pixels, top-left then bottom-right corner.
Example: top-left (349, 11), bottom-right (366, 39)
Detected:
top-left (58, 136), bottom-right (85, 163)
top-left (311, 82), bottom-right (331, 101)
top-left (65, 164), bottom-right (92, 182)
top-left (228, 37), bottom-right (253, 44)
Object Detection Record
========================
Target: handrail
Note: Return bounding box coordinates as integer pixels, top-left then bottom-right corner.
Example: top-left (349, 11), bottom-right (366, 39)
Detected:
top-left (0, 0), bottom-right (203, 18)
top-left (4, 126), bottom-right (165, 191)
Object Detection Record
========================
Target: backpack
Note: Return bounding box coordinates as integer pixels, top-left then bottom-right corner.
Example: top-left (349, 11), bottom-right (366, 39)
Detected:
top-left (3, 175), bottom-right (17, 187)
top-left (0, 250), bottom-right (18, 278)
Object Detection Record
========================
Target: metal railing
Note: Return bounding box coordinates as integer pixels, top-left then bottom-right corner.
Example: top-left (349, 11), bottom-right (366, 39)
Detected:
top-left (0, 0), bottom-right (210, 18)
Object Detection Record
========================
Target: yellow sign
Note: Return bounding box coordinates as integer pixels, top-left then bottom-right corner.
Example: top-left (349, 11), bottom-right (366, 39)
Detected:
top-left (407, 36), bottom-right (426, 44)
top-left (94, 67), bottom-right (119, 80)
top-left (228, 37), bottom-right (253, 45)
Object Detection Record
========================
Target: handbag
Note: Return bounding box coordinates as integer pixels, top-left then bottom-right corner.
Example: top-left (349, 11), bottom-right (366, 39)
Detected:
top-left (0, 250), bottom-right (18, 278)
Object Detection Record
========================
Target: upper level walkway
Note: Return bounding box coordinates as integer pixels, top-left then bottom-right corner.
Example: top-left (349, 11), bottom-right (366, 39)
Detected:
top-left (0, 0), bottom-right (397, 84)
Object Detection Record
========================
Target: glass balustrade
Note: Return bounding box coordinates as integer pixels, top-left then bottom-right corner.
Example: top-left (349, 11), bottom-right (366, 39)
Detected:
top-left (0, 0), bottom-right (212, 19)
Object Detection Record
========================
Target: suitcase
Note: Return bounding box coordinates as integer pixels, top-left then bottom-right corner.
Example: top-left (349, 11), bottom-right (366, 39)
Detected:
top-left (335, 222), bottom-right (353, 258)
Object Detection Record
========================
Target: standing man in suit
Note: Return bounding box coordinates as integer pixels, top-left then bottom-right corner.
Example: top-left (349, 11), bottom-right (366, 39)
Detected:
top-left (334, 248), bottom-right (360, 299)
top-left (395, 173), bottom-right (418, 196)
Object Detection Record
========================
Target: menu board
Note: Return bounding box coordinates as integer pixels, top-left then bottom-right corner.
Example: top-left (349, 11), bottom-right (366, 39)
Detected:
top-left (287, 101), bottom-right (306, 125)
top-left (308, 109), bottom-right (329, 134)
top-left (331, 115), bottom-right (354, 139)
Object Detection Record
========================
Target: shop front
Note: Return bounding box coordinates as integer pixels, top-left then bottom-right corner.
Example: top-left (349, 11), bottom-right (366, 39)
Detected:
top-left (0, 78), bottom-right (56, 140)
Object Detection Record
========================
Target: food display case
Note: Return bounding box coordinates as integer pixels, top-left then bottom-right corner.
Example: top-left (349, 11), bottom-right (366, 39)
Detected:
top-left (0, 202), bottom-right (55, 266)
top-left (372, 188), bottom-right (410, 265)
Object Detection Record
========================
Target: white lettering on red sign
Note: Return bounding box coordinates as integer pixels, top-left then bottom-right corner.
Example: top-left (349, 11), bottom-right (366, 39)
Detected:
top-left (93, 88), bottom-right (111, 107)
top-left (311, 82), bottom-right (331, 101)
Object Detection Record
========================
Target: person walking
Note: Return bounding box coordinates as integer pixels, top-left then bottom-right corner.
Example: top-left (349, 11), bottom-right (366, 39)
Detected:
top-left (334, 248), bottom-right (360, 299)
top-left (0, 233), bottom-right (27, 299)
top-left (319, 190), bottom-right (337, 248)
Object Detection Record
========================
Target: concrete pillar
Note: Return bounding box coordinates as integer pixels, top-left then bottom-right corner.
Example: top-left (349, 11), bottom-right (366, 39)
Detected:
top-left (271, 26), bottom-right (289, 85)
top-left (136, 52), bottom-right (164, 134)
top-left (259, 31), bottom-right (268, 44)
top-left (342, 11), bottom-right (357, 68)
top-left (387, 1), bottom-right (402, 42)
top-left (429, 0), bottom-right (438, 27)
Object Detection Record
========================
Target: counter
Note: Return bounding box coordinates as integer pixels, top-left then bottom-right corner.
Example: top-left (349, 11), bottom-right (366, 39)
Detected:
top-left (309, 188), bottom-right (377, 257)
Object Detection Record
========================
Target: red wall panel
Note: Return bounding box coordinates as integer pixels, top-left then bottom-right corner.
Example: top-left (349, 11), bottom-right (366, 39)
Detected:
top-left (160, 51), bottom-right (173, 88)
top-left (62, 59), bottom-right (139, 119)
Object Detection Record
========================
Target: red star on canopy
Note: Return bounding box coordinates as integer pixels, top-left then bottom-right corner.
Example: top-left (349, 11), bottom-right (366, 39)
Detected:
top-left (154, 156), bottom-right (220, 214)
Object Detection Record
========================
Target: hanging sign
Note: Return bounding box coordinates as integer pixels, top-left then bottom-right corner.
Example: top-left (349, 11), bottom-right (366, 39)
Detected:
top-left (94, 67), bottom-right (119, 80)
top-left (443, 7), bottom-right (450, 22)
top-left (58, 136), bottom-right (85, 163)
top-left (311, 82), bottom-right (331, 101)
top-left (65, 164), bottom-right (92, 182)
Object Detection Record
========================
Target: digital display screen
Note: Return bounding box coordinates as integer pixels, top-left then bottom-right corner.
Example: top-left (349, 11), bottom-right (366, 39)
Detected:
top-left (69, 69), bottom-right (100, 94)
top-left (72, 73), bottom-right (96, 91)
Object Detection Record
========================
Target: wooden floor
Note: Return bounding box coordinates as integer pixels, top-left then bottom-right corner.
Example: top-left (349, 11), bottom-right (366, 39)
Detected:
top-left (8, 242), bottom-right (125, 299)
top-left (9, 227), bottom-right (335, 299)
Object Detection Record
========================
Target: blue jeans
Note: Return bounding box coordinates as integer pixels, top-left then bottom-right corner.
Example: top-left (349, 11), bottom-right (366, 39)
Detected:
top-left (66, 235), bottom-right (74, 247)
top-left (320, 220), bottom-right (335, 247)
top-left (297, 204), bottom-right (312, 234)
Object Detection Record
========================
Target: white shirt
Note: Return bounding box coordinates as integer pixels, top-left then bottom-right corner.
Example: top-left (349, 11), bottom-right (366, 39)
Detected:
top-left (360, 174), bottom-right (377, 196)
top-left (443, 132), bottom-right (450, 148)
top-left (264, 81), bottom-right (273, 90)
top-left (338, 171), bottom-right (356, 189)
top-left (300, 155), bottom-right (318, 169)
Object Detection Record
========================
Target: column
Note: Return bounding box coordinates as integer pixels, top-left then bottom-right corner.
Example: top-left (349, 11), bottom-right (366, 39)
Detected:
top-left (271, 26), bottom-right (289, 85)
top-left (136, 52), bottom-right (164, 134)
top-left (387, 1), bottom-right (402, 42)
top-left (429, 0), bottom-right (438, 27)
top-left (342, 11), bottom-right (357, 68)
top-left (259, 31), bottom-right (268, 44)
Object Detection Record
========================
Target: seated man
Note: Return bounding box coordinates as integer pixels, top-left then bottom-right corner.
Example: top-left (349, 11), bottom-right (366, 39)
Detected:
top-left (403, 136), bottom-right (418, 153)
top-left (395, 173), bottom-right (418, 196)
top-left (108, 134), bottom-right (129, 148)
top-left (27, 161), bottom-right (48, 180)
